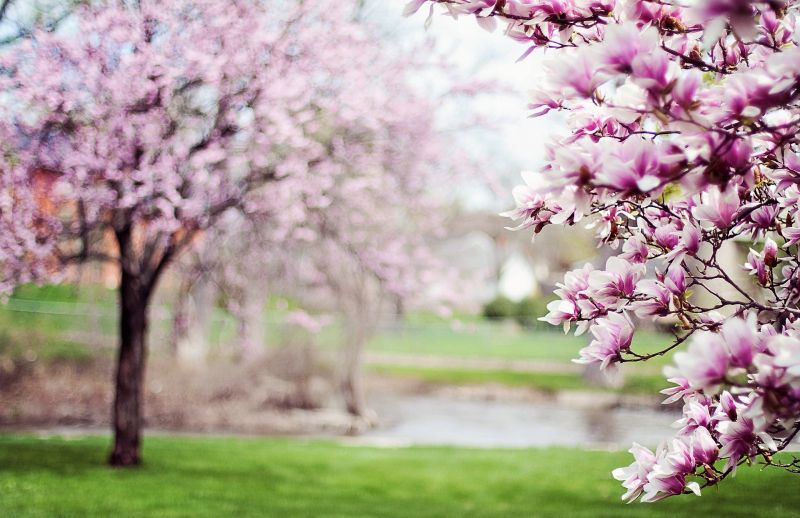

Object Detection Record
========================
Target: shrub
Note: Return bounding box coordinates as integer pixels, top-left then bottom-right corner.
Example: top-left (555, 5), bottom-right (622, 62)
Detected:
top-left (481, 296), bottom-right (515, 321)
top-left (514, 296), bottom-right (554, 328)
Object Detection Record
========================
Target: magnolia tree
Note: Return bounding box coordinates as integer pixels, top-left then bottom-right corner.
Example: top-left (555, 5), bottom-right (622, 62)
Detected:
top-left (0, 0), bottom-right (387, 466)
top-left (410, 0), bottom-right (800, 503)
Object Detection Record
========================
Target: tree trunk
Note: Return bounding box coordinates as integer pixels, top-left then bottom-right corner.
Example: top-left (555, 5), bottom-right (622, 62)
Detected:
top-left (237, 287), bottom-right (265, 360)
top-left (170, 283), bottom-right (190, 354)
top-left (341, 315), bottom-right (367, 417)
top-left (109, 267), bottom-right (151, 467)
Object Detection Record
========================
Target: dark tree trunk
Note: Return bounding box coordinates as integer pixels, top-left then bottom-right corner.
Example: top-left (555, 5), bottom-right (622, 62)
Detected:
top-left (341, 367), bottom-right (365, 417)
top-left (109, 267), bottom-right (152, 467)
top-left (341, 316), bottom-right (367, 417)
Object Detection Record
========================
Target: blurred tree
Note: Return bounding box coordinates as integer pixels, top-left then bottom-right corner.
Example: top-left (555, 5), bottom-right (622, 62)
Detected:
top-left (0, 0), bottom-right (400, 466)
top-left (173, 40), bottom-right (473, 419)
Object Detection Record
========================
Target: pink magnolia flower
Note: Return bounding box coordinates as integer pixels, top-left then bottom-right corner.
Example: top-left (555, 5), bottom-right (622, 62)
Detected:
top-left (721, 315), bottom-right (759, 368)
top-left (641, 439), bottom-right (701, 502)
top-left (501, 171), bottom-right (553, 232)
top-left (690, 427), bottom-right (719, 465)
top-left (612, 443), bottom-right (657, 503)
top-left (541, 263), bottom-right (595, 332)
top-left (742, 204), bottom-right (778, 237)
top-left (653, 224), bottom-right (680, 250)
top-left (673, 331), bottom-right (729, 392)
top-left (718, 416), bottom-right (761, 472)
top-left (768, 334), bottom-right (800, 378)
top-left (692, 187), bottom-right (739, 229)
top-left (588, 256), bottom-right (645, 306)
top-left (664, 263), bottom-right (686, 295)
top-left (574, 312), bottom-right (634, 370)
top-left (717, 391), bottom-right (739, 422)
top-left (675, 396), bottom-right (713, 435)
top-left (598, 138), bottom-right (665, 194)
top-left (632, 279), bottom-right (671, 318)
top-left (631, 47), bottom-right (672, 92)
top-left (541, 299), bottom-right (580, 330)
top-left (783, 226), bottom-right (800, 248)
top-left (599, 23), bottom-right (659, 74)
top-left (680, 224), bottom-right (701, 254)
top-left (620, 235), bottom-right (649, 263)
top-left (661, 376), bottom-right (692, 404)
top-left (589, 206), bottom-right (621, 242)
top-left (672, 70), bottom-right (702, 108)
top-left (745, 248), bottom-right (769, 285)
top-left (547, 49), bottom-right (608, 99)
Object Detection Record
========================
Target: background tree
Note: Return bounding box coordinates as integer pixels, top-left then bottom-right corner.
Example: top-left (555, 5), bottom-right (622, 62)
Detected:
top-left (411, 0), bottom-right (800, 502)
top-left (0, 0), bottom-right (381, 466)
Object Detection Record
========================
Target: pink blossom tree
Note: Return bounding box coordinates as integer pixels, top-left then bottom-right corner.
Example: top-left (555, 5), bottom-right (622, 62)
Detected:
top-left (0, 0), bottom-right (386, 466)
top-left (411, 0), bottom-right (800, 502)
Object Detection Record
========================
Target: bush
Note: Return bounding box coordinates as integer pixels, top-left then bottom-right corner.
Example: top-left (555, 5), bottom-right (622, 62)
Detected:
top-left (514, 296), bottom-right (555, 328)
top-left (481, 296), bottom-right (516, 321)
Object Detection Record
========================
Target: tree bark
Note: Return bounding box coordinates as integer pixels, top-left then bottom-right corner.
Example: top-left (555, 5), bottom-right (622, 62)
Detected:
top-left (109, 266), bottom-right (151, 467)
top-left (341, 313), bottom-right (367, 417)
top-left (237, 286), bottom-right (265, 360)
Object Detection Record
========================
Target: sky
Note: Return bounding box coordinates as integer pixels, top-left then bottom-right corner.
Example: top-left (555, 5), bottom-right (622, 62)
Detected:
top-left (382, 3), bottom-right (561, 211)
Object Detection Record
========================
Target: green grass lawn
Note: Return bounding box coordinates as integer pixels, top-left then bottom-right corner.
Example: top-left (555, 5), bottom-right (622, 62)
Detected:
top-left (0, 434), bottom-right (797, 517)
top-left (371, 365), bottom-right (668, 396)
top-left (368, 324), bottom-right (674, 366)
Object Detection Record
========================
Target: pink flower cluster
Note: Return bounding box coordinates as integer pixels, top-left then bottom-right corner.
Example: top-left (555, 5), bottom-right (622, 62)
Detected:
top-left (411, 0), bottom-right (800, 501)
top-left (616, 317), bottom-right (800, 500)
top-left (0, 0), bottom-right (435, 296)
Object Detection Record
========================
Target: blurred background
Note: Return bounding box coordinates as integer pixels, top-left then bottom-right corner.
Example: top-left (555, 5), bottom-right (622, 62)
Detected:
top-left (0, 0), bottom-right (677, 445)
top-left (0, 1), bottom-right (790, 517)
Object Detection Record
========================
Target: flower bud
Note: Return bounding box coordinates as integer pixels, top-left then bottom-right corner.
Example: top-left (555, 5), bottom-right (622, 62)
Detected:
top-left (764, 238), bottom-right (778, 267)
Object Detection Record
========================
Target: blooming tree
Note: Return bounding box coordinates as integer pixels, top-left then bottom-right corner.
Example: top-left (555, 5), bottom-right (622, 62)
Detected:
top-left (0, 0), bottom-right (386, 466)
top-left (410, 0), bottom-right (800, 502)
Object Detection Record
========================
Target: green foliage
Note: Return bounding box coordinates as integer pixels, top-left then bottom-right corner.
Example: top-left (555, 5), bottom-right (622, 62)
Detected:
top-left (513, 296), bottom-right (555, 328)
top-left (481, 296), bottom-right (516, 321)
top-left (0, 435), bottom-right (798, 517)
top-left (481, 295), bottom-right (558, 327)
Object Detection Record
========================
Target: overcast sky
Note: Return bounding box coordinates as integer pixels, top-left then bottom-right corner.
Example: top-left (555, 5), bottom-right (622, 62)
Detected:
top-left (381, 4), bottom-right (560, 211)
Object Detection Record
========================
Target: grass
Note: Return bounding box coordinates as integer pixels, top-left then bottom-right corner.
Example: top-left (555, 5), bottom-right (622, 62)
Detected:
top-left (371, 365), bottom-right (668, 395)
top-left (368, 324), bottom-right (674, 366)
top-left (0, 434), bottom-right (798, 517)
